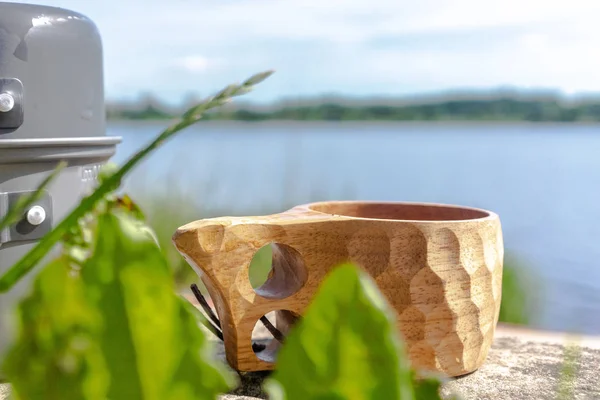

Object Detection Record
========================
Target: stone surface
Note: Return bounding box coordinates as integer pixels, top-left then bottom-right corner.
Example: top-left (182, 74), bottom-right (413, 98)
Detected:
top-left (2, 326), bottom-right (599, 399)
top-left (213, 332), bottom-right (600, 400)
top-left (0, 384), bottom-right (9, 400)
top-left (442, 337), bottom-right (600, 400)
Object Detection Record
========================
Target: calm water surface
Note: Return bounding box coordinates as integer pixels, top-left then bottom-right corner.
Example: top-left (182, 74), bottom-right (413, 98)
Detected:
top-left (108, 121), bottom-right (600, 334)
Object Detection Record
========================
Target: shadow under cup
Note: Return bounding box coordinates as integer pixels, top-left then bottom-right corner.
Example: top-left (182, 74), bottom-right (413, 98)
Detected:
top-left (173, 201), bottom-right (504, 377)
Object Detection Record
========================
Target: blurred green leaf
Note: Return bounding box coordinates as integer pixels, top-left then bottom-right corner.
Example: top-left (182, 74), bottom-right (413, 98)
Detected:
top-left (264, 263), bottom-right (445, 400)
top-left (499, 259), bottom-right (531, 325)
top-left (165, 298), bottom-right (235, 400)
top-left (3, 258), bottom-right (109, 400)
top-left (249, 244), bottom-right (273, 289)
top-left (557, 341), bottom-right (581, 400)
top-left (133, 190), bottom-right (203, 287)
top-left (80, 210), bottom-right (234, 400)
top-left (413, 375), bottom-right (448, 399)
top-left (112, 194), bottom-right (147, 221)
top-left (4, 210), bottom-right (234, 400)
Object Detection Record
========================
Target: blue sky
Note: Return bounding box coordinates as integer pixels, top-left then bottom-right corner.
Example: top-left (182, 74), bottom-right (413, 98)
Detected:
top-left (13, 0), bottom-right (600, 103)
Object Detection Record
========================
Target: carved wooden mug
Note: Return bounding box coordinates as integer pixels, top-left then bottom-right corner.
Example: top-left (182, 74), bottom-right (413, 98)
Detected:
top-left (172, 201), bottom-right (504, 377)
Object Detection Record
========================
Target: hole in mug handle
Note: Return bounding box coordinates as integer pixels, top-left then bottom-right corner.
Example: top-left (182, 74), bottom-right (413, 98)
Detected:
top-left (249, 243), bottom-right (307, 300)
top-left (252, 310), bottom-right (300, 363)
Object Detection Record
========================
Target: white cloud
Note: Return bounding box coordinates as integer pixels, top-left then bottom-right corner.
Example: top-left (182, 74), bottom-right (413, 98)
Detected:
top-left (11, 0), bottom-right (600, 99)
top-left (172, 56), bottom-right (224, 73)
top-left (139, 0), bottom-right (600, 44)
top-left (16, 0), bottom-right (600, 44)
top-left (519, 34), bottom-right (549, 51)
top-left (356, 29), bottom-right (600, 96)
top-left (27, 0), bottom-right (598, 47)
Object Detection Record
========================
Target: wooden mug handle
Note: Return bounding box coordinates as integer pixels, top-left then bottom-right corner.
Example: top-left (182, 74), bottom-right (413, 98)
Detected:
top-left (172, 206), bottom-right (325, 279)
top-left (172, 206), bottom-right (329, 370)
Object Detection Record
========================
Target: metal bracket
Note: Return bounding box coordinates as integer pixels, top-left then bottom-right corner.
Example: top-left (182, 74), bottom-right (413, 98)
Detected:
top-left (0, 78), bottom-right (24, 131)
top-left (0, 190), bottom-right (53, 246)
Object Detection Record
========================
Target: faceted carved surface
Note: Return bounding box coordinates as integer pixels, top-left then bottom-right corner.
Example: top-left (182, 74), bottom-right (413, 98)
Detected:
top-left (173, 201), bottom-right (503, 376)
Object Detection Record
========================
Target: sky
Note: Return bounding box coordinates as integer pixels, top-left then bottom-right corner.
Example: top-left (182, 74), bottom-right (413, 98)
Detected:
top-left (10, 0), bottom-right (600, 103)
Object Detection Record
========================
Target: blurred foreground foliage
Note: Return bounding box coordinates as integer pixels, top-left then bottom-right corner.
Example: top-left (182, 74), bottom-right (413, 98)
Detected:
top-left (499, 256), bottom-right (533, 325)
top-left (4, 207), bottom-right (234, 400)
top-left (0, 189), bottom-right (456, 399)
top-left (4, 197), bottom-right (456, 398)
top-left (265, 263), bottom-right (456, 400)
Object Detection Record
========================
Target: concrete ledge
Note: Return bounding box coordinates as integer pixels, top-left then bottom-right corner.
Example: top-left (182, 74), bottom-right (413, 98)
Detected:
top-left (216, 325), bottom-right (600, 400)
top-left (2, 325), bottom-right (599, 399)
top-left (0, 384), bottom-right (8, 400)
top-left (442, 332), bottom-right (600, 399)
top-left (494, 323), bottom-right (600, 349)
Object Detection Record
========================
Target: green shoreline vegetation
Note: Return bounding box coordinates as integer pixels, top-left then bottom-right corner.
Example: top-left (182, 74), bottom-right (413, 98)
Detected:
top-left (107, 92), bottom-right (600, 122)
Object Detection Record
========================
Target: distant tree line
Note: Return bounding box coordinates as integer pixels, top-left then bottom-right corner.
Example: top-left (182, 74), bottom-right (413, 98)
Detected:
top-left (106, 96), bottom-right (600, 122)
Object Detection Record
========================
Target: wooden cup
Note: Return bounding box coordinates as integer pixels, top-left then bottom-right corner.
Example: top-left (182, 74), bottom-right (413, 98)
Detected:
top-left (173, 201), bottom-right (503, 377)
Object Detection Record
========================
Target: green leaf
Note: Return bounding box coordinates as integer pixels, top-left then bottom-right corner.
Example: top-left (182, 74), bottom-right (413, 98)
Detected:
top-left (112, 194), bottom-right (147, 221)
top-left (3, 258), bottom-right (109, 400)
top-left (264, 263), bottom-right (424, 400)
top-left (557, 341), bottom-right (582, 400)
top-left (499, 258), bottom-right (532, 325)
top-left (413, 374), bottom-right (446, 399)
top-left (164, 298), bottom-right (236, 400)
top-left (80, 210), bottom-right (233, 400)
top-left (4, 208), bottom-right (234, 400)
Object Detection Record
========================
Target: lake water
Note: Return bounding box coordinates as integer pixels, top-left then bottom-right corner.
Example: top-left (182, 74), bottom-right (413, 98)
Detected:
top-left (108, 121), bottom-right (600, 335)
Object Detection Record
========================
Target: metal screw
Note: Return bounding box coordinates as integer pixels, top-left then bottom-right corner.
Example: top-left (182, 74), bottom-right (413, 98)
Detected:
top-left (0, 93), bottom-right (15, 113)
top-left (26, 206), bottom-right (46, 226)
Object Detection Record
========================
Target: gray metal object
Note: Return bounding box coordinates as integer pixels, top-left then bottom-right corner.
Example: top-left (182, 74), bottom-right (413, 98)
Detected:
top-left (1, 190), bottom-right (53, 244)
top-left (0, 79), bottom-right (23, 128)
top-left (0, 2), bottom-right (121, 367)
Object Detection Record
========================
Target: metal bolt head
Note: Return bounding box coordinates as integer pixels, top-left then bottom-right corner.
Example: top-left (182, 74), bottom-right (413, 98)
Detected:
top-left (26, 206), bottom-right (46, 226)
top-left (0, 92), bottom-right (15, 113)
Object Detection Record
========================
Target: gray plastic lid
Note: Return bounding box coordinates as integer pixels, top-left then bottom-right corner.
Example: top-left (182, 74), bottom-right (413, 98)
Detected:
top-left (0, 2), bottom-right (108, 139)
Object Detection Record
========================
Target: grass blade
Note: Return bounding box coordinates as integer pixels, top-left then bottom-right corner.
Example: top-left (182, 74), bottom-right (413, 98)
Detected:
top-left (0, 71), bottom-right (274, 292)
top-left (0, 161), bottom-right (66, 233)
